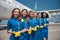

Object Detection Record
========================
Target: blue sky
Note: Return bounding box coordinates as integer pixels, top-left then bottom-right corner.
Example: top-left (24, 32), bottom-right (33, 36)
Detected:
top-left (16, 0), bottom-right (60, 11)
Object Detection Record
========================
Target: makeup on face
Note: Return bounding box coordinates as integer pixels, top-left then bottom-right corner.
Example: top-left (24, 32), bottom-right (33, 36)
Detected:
top-left (29, 12), bottom-right (34, 18)
top-left (37, 13), bottom-right (41, 18)
top-left (22, 10), bottom-right (27, 17)
top-left (14, 9), bottom-right (19, 18)
top-left (43, 13), bottom-right (46, 17)
top-left (34, 13), bottom-right (37, 17)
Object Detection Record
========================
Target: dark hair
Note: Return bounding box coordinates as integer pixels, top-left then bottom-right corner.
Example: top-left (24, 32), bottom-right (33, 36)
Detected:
top-left (21, 9), bottom-right (28, 14)
top-left (29, 11), bottom-right (34, 14)
top-left (37, 12), bottom-right (40, 15)
top-left (41, 12), bottom-right (49, 18)
top-left (21, 9), bottom-right (29, 23)
top-left (37, 12), bottom-right (42, 18)
top-left (18, 14), bottom-right (23, 21)
top-left (21, 9), bottom-right (28, 18)
top-left (11, 8), bottom-right (21, 19)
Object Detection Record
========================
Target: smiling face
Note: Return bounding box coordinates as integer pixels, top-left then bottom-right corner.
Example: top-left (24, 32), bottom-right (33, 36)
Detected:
top-left (13, 9), bottom-right (20, 18)
top-left (21, 9), bottom-right (28, 18)
top-left (29, 11), bottom-right (34, 18)
top-left (34, 12), bottom-right (37, 18)
top-left (37, 13), bottom-right (41, 18)
top-left (43, 12), bottom-right (47, 18)
top-left (11, 8), bottom-right (20, 19)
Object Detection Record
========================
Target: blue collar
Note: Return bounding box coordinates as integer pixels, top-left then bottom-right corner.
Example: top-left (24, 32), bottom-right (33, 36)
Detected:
top-left (43, 17), bottom-right (46, 19)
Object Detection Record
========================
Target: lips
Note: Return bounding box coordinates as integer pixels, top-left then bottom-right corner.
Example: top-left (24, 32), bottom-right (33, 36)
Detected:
top-left (14, 14), bottom-right (19, 16)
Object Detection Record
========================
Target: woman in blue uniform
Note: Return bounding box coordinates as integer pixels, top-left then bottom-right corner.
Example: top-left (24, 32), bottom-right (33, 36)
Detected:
top-left (7, 8), bottom-right (25, 40)
top-left (41, 12), bottom-right (49, 40)
top-left (21, 9), bottom-right (29, 40)
top-left (28, 11), bottom-right (38, 40)
top-left (34, 13), bottom-right (44, 40)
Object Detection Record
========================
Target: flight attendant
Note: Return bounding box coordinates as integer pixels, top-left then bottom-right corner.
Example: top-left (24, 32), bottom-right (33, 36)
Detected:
top-left (41, 12), bottom-right (49, 40)
top-left (21, 9), bottom-right (29, 40)
top-left (28, 11), bottom-right (38, 40)
top-left (7, 8), bottom-right (25, 40)
top-left (34, 13), bottom-right (44, 40)
top-left (34, 12), bottom-right (37, 18)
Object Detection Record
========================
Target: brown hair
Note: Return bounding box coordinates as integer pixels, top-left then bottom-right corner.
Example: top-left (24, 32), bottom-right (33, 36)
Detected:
top-left (21, 9), bottom-right (28, 14)
top-left (29, 11), bottom-right (34, 18)
top-left (11, 8), bottom-right (21, 19)
top-left (21, 9), bottom-right (28, 18)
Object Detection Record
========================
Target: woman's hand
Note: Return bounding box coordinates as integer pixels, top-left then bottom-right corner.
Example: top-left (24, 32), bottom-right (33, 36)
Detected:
top-left (7, 30), bottom-right (13, 34)
top-left (21, 29), bottom-right (27, 33)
